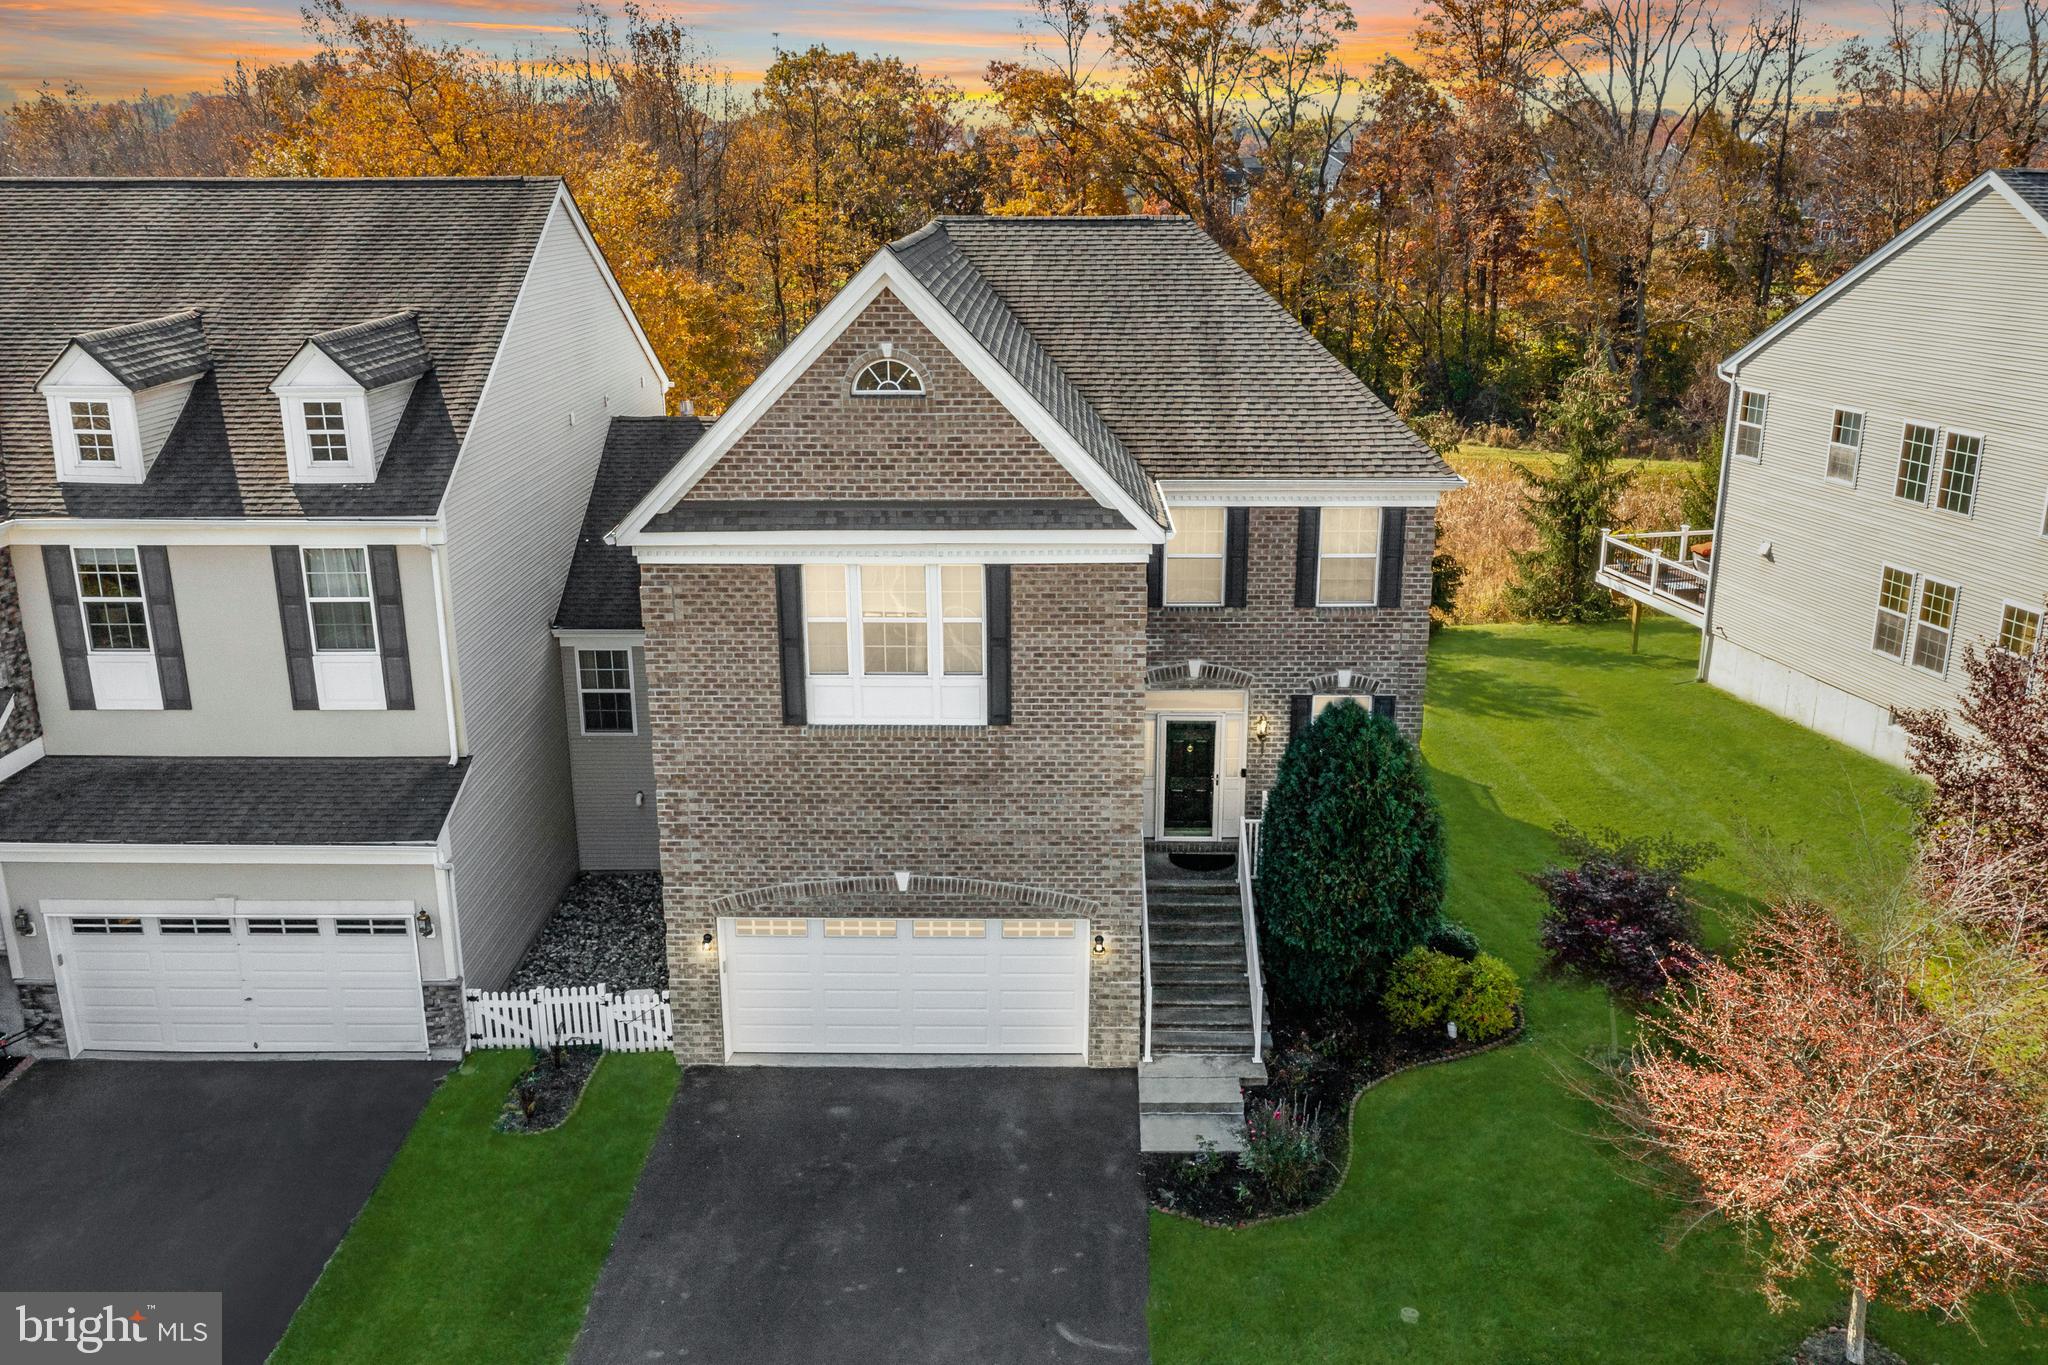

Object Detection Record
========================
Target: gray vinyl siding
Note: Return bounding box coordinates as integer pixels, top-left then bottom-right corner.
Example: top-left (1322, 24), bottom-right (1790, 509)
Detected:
top-left (14, 541), bottom-right (451, 755)
top-left (559, 643), bottom-right (659, 871)
top-left (366, 378), bottom-right (418, 460)
top-left (134, 380), bottom-right (196, 467)
top-left (1713, 186), bottom-right (2048, 721)
top-left (439, 198), bottom-right (666, 985)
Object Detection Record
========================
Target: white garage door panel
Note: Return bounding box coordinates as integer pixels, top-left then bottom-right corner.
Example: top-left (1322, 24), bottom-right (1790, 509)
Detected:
top-left (723, 917), bottom-right (1087, 1056)
top-left (49, 900), bottom-right (426, 1054)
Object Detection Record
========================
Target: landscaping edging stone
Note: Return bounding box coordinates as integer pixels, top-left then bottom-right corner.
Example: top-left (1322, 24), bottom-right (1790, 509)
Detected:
top-left (495, 1047), bottom-right (603, 1134)
top-left (0, 1053), bottom-right (32, 1099)
top-left (1149, 1016), bottom-right (1528, 1230)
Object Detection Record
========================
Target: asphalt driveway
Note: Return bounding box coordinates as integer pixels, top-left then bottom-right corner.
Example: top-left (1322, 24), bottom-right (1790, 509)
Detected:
top-left (573, 1066), bottom-right (1149, 1364)
top-left (0, 1058), bottom-right (445, 1365)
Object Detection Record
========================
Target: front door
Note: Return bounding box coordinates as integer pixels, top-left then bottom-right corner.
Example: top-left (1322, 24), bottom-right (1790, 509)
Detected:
top-left (1162, 719), bottom-right (1218, 837)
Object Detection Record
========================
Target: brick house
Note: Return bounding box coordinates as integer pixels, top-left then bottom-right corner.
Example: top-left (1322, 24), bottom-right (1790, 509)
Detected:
top-left (568, 215), bottom-right (1458, 1127)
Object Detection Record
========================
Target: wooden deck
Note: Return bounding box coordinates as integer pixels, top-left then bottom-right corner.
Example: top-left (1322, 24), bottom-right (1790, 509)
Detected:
top-left (1595, 527), bottom-right (1710, 628)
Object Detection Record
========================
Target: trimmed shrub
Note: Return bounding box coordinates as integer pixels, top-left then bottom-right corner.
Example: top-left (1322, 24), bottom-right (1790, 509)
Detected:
top-left (1426, 917), bottom-right (1482, 961)
top-left (1256, 701), bottom-right (1449, 1018)
top-left (1383, 947), bottom-right (1467, 1032)
top-left (1532, 826), bottom-right (1714, 998)
top-left (1451, 954), bottom-right (1522, 1041)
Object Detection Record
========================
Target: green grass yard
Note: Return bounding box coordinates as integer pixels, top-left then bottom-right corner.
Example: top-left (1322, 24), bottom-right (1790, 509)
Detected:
top-left (1149, 621), bottom-right (2047, 1364)
top-left (270, 1050), bottom-right (676, 1365)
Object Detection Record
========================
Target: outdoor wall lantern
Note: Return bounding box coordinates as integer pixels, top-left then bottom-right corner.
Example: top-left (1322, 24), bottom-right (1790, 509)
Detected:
top-left (11, 908), bottom-right (34, 938)
top-left (414, 907), bottom-right (435, 938)
top-left (1092, 933), bottom-right (1108, 958)
top-left (1251, 713), bottom-right (1272, 753)
top-left (701, 931), bottom-right (717, 952)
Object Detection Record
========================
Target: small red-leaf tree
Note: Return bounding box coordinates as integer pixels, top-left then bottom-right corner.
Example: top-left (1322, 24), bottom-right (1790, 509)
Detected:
top-left (1895, 632), bottom-right (2048, 939)
top-left (1617, 903), bottom-right (2048, 1364)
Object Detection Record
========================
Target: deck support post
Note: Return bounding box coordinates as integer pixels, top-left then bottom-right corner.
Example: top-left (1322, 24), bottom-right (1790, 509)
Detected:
top-left (1629, 599), bottom-right (1641, 653)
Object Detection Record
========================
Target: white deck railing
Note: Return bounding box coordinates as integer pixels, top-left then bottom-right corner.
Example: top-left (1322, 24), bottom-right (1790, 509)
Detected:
top-left (1237, 817), bottom-right (1265, 1065)
top-left (1595, 525), bottom-right (1711, 625)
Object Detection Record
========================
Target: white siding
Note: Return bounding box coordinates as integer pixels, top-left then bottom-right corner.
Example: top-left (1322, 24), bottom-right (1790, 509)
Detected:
top-left (365, 377), bottom-right (419, 463)
top-left (440, 197), bottom-right (666, 984)
top-left (133, 378), bottom-right (196, 469)
top-left (1711, 187), bottom-right (2048, 746)
top-left (558, 643), bottom-right (660, 871)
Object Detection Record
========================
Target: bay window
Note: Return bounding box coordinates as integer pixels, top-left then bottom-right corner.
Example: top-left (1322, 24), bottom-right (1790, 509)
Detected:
top-left (803, 564), bottom-right (986, 724)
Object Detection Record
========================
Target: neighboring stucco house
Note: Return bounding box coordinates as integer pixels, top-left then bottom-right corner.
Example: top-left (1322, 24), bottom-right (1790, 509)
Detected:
top-left (1682, 170), bottom-right (2048, 765)
top-left (0, 176), bottom-right (668, 1057)
top-left (591, 216), bottom-right (1456, 1096)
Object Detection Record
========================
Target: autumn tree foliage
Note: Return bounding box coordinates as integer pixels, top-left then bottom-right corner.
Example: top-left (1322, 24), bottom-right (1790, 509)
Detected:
top-left (1618, 903), bottom-right (2048, 1364)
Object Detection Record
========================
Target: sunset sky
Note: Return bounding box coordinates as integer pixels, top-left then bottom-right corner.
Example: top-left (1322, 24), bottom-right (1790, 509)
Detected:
top-left (1, 0), bottom-right (1884, 107)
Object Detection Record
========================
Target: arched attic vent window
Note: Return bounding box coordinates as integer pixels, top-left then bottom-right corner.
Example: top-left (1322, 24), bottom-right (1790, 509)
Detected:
top-left (851, 356), bottom-right (924, 396)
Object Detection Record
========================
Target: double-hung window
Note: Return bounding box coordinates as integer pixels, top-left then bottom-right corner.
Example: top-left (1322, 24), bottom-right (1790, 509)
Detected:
top-left (1825, 410), bottom-right (1863, 484)
top-left (1733, 390), bottom-right (1767, 460)
top-left (1316, 508), bottom-right (1380, 606)
top-left (1911, 578), bottom-right (1959, 674)
top-left (802, 564), bottom-right (985, 724)
top-left (1895, 423), bottom-right (1939, 503)
top-left (1998, 603), bottom-right (2041, 658)
top-left (1935, 432), bottom-right (1982, 515)
top-left (1872, 566), bottom-right (1915, 660)
top-left (1163, 507), bottom-right (1226, 606)
top-left (577, 649), bottom-right (636, 734)
top-left (302, 400), bottom-right (350, 464)
top-left (72, 546), bottom-right (165, 709)
top-left (69, 400), bottom-right (118, 464)
top-left (301, 547), bottom-right (383, 708)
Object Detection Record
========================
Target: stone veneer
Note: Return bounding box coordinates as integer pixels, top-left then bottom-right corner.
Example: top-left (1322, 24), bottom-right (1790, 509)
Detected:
top-left (16, 980), bottom-right (64, 1055)
top-left (1148, 505), bottom-right (1437, 803)
top-left (643, 561), bottom-right (1147, 1066)
top-left (423, 980), bottom-right (465, 1057)
top-left (0, 547), bottom-right (42, 757)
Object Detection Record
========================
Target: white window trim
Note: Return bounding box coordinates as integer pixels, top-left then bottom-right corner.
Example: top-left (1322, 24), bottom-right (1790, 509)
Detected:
top-left (72, 546), bottom-right (163, 710)
top-left (1824, 407), bottom-right (1864, 487)
top-left (1733, 388), bottom-right (1768, 462)
top-left (849, 356), bottom-right (925, 398)
top-left (1997, 599), bottom-right (2043, 658)
top-left (279, 388), bottom-right (376, 483)
top-left (1933, 427), bottom-right (1985, 519)
top-left (1894, 418), bottom-right (1941, 505)
top-left (1162, 506), bottom-right (1226, 607)
top-left (1871, 562), bottom-right (1917, 663)
top-left (302, 545), bottom-right (385, 711)
top-left (74, 547), bottom-right (152, 656)
top-left (803, 563), bottom-right (987, 726)
top-left (576, 647), bottom-right (638, 737)
top-left (1909, 576), bottom-right (1960, 677)
top-left (45, 387), bottom-right (144, 484)
top-left (1315, 507), bottom-right (1379, 608)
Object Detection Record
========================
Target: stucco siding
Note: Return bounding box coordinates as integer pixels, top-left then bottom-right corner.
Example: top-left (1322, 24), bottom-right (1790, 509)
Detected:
top-left (439, 196), bottom-right (667, 985)
top-left (558, 642), bottom-right (660, 870)
top-left (15, 541), bottom-right (451, 756)
top-left (1712, 186), bottom-right (2048, 735)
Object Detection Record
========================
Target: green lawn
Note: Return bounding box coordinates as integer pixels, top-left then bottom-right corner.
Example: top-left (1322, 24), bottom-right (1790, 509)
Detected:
top-left (1150, 621), bottom-right (2047, 1364)
top-left (271, 1050), bottom-right (676, 1365)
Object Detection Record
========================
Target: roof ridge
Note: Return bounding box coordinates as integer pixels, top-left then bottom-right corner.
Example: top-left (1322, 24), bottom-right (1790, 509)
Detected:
top-left (0, 175), bottom-right (562, 186)
top-left (933, 213), bottom-right (1194, 226)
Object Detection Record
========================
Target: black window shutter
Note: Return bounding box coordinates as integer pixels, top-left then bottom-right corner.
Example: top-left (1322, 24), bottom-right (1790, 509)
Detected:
top-left (1378, 507), bottom-right (1408, 609)
top-left (774, 564), bottom-right (806, 725)
top-left (1146, 544), bottom-right (1164, 608)
top-left (270, 545), bottom-right (319, 710)
top-left (1372, 694), bottom-right (1399, 722)
top-left (368, 545), bottom-right (414, 710)
top-left (1224, 507), bottom-right (1250, 607)
top-left (1294, 508), bottom-right (1321, 607)
top-left (137, 546), bottom-right (190, 710)
top-left (1288, 693), bottom-right (1310, 739)
top-left (42, 544), bottom-right (94, 710)
top-left (985, 564), bottom-right (1012, 726)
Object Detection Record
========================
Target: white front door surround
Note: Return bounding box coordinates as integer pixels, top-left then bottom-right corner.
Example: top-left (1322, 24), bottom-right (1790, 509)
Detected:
top-left (1142, 690), bottom-right (1248, 841)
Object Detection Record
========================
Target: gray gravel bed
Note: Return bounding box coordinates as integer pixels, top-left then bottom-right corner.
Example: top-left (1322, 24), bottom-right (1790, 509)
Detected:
top-left (506, 873), bottom-right (667, 992)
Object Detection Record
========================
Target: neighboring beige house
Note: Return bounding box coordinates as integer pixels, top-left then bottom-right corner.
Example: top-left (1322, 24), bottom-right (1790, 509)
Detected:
top-left (0, 176), bottom-right (668, 1058)
top-left (1601, 169), bottom-right (2048, 766)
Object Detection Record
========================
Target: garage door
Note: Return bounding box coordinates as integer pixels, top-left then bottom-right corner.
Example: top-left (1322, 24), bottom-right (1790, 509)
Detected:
top-left (47, 901), bottom-right (428, 1054)
top-left (721, 917), bottom-right (1088, 1056)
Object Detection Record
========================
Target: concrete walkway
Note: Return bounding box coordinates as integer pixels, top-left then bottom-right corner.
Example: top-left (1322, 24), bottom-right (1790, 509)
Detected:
top-left (573, 1066), bottom-right (1150, 1364)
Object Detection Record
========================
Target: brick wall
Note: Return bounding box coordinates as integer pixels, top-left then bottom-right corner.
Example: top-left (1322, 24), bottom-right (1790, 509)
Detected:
top-left (643, 560), bottom-right (1147, 1066)
top-left (686, 289), bottom-right (1087, 503)
top-left (1148, 505), bottom-right (1437, 800)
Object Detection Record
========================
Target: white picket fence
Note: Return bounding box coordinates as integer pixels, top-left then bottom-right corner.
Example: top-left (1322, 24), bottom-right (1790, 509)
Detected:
top-left (463, 984), bottom-right (674, 1053)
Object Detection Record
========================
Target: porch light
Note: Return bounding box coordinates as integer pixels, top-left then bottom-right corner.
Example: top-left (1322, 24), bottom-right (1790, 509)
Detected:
top-left (11, 908), bottom-right (33, 938)
top-left (1251, 714), bottom-right (1271, 752)
top-left (1092, 933), bottom-right (1108, 958)
top-left (414, 907), bottom-right (435, 938)
top-left (701, 931), bottom-right (716, 952)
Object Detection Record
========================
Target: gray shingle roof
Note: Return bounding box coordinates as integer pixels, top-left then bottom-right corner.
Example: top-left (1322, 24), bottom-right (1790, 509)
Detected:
top-left (307, 312), bottom-right (432, 389)
top-left (647, 499), bottom-right (1128, 533)
top-left (889, 223), bottom-right (1168, 523)
top-left (61, 311), bottom-right (213, 390)
top-left (0, 177), bottom-right (562, 520)
top-left (0, 755), bottom-right (468, 845)
top-left (557, 415), bottom-right (708, 631)
top-left (1994, 168), bottom-right (2048, 220)
top-left (905, 216), bottom-right (1450, 482)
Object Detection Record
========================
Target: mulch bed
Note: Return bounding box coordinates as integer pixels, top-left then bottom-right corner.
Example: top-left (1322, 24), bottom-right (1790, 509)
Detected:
top-left (0, 1053), bottom-right (29, 1094)
top-left (1785, 1326), bottom-right (1906, 1365)
top-left (1144, 1011), bottom-right (1525, 1227)
top-left (506, 873), bottom-right (665, 992)
top-left (495, 1046), bottom-right (603, 1134)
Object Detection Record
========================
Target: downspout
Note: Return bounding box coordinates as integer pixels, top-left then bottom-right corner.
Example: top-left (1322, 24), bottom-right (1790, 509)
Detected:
top-left (425, 533), bottom-right (461, 765)
top-left (1695, 374), bottom-right (1742, 683)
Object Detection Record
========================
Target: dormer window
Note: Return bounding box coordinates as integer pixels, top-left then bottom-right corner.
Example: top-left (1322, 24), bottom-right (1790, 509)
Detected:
top-left (273, 312), bottom-right (432, 485)
top-left (852, 357), bottom-right (923, 396)
top-left (38, 311), bottom-right (212, 486)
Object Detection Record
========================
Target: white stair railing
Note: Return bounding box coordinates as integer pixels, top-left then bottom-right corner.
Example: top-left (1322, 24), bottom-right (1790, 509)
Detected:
top-left (1237, 818), bottom-right (1265, 1065)
top-left (1139, 846), bottom-right (1154, 1064)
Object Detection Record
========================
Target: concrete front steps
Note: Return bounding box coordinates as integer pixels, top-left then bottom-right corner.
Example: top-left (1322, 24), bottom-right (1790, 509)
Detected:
top-left (1139, 1052), bottom-right (1266, 1152)
top-left (1139, 860), bottom-right (1265, 1152)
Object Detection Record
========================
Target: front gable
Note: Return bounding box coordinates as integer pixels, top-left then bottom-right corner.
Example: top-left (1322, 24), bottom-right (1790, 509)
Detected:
top-left (688, 289), bottom-right (1093, 504)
